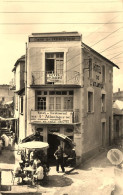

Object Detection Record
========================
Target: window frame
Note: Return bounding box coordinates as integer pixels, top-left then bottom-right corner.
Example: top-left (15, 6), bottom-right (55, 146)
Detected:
top-left (87, 87), bottom-right (94, 113)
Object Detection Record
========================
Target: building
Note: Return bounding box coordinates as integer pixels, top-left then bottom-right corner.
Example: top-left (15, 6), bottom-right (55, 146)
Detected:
top-left (113, 88), bottom-right (123, 102)
top-left (0, 84), bottom-right (14, 118)
top-left (12, 32), bottom-right (119, 163)
top-left (23, 31), bottom-right (118, 163)
top-left (113, 100), bottom-right (123, 143)
top-left (12, 55), bottom-right (25, 142)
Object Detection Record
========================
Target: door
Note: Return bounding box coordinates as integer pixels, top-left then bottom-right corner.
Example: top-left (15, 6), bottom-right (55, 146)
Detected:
top-left (102, 122), bottom-right (106, 147)
top-left (48, 133), bottom-right (60, 164)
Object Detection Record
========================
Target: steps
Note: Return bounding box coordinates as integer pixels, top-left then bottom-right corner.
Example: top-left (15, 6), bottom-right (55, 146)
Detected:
top-left (0, 128), bottom-right (11, 137)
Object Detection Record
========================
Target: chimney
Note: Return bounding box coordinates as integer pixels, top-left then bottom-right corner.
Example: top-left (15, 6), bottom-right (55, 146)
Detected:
top-left (118, 88), bottom-right (120, 92)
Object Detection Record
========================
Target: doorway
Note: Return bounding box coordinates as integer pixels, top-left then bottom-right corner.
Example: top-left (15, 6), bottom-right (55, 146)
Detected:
top-left (48, 133), bottom-right (60, 164)
top-left (102, 122), bottom-right (106, 147)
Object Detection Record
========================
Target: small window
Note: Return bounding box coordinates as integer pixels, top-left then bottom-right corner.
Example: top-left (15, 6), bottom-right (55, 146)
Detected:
top-left (56, 91), bottom-right (61, 95)
top-left (2, 97), bottom-right (5, 101)
top-left (88, 91), bottom-right (93, 113)
top-left (37, 97), bottom-right (46, 110)
top-left (20, 96), bottom-right (23, 114)
top-left (101, 94), bottom-right (106, 112)
top-left (102, 65), bottom-right (105, 82)
top-left (37, 91), bottom-right (42, 95)
top-left (64, 97), bottom-right (73, 110)
top-left (89, 58), bottom-right (92, 78)
top-left (62, 91), bottom-right (67, 95)
top-left (69, 91), bottom-right (74, 95)
top-left (44, 91), bottom-right (47, 95)
top-left (49, 91), bottom-right (55, 95)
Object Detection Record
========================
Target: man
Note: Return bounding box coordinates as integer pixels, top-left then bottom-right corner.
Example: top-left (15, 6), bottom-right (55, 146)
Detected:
top-left (54, 145), bottom-right (65, 173)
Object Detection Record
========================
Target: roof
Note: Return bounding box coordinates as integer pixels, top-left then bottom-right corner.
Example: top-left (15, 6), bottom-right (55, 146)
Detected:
top-left (82, 42), bottom-right (119, 69)
top-left (12, 55), bottom-right (25, 72)
top-left (15, 87), bottom-right (25, 95)
top-left (113, 100), bottom-right (123, 115)
top-left (31, 31), bottom-right (81, 37)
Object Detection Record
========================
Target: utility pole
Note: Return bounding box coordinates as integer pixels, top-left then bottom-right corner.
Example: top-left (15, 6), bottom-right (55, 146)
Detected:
top-left (25, 42), bottom-right (27, 138)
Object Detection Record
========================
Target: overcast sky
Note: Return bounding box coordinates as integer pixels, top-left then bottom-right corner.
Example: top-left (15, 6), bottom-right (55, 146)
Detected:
top-left (0, 0), bottom-right (123, 92)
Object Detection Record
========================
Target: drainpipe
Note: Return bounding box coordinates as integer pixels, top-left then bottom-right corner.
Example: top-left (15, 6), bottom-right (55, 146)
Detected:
top-left (25, 42), bottom-right (27, 138)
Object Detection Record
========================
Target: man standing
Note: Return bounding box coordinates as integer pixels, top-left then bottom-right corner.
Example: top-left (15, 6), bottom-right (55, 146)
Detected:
top-left (54, 145), bottom-right (65, 173)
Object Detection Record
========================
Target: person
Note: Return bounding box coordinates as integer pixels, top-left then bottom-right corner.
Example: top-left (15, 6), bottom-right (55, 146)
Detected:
top-left (33, 157), bottom-right (41, 170)
top-left (29, 151), bottom-right (35, 165)
top-left (13, 162), bottom-right (26, 183)
top-left (54, 145), bottom-right (65, 173)
top-left (33, 162), bottom-right (44, 184)
top-left (1, 134), bottom-right (9, 147)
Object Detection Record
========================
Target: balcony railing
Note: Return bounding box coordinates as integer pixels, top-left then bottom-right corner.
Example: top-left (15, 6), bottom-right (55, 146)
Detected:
top-left (30, 110), bottom-right (80, 124)
top-left (31, 71), bottom-right (80, 85)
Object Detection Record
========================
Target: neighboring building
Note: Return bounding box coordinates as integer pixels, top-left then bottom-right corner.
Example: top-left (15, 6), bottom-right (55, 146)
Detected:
top-left (113, 88), bottom-right (123, 102)
top-left (113, 100), bottom-right (123, 142)
top-left (12, 55), bottom-right (25, 142)
top-left (23, 31), bottom-right (118, 163)
top-left (0, 84), bottom-right (14, 118)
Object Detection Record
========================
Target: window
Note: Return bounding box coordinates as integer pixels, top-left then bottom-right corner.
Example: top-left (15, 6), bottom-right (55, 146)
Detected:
top-left (49, 97), bottom-right (54, 110)
top-left (64, 97), bottom-right (73, 110)
top-left (102, 65), bottom-right (105, 82)
top-left (2, 97), bottom-right (5, 101)
top-left (36, 90), bottom-right (73, 111)
top-left (45, 52), bottom-right (64, 76)
top-left (15, 94), bottom-right (18, 110)
top-left (37, 97), bottom-right (46, 110)
top-left (87, 91), bottom-right (93, 112)
top-left (20, 96), bottom-right (23, 114)
top-left (101, 94), bottom-right (106, 112)
top-left (89, 58), bottom-right (92, 78)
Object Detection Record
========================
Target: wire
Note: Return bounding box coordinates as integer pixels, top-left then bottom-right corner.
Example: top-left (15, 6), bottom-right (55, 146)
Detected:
top-left (0, 11), bottom-right (123, 14)
top-left (91, 26), bottom-right (123, 47)
top-left (3, 1), bottom-right (121, 3)
top-left (84, 15), bottom-right (118, 39)
top-left (0, 22), bottom-right (123, 25)
top-left (100, 40), bottom-right (123, 53)
top-left (110, 52), bottom-right (123, 60)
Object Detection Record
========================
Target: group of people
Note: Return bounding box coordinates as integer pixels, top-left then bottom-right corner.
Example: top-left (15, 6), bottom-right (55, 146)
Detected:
top-left (14, 149), bottom-right (49, 185)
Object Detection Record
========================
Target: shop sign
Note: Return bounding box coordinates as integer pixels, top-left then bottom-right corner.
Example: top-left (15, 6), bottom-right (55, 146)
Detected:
top-left (93, 63), bottom-right (102, 82)
top-left (47, 73), bottom-right (63, 83)
top-left (31, 111), bottom-right (73, 124)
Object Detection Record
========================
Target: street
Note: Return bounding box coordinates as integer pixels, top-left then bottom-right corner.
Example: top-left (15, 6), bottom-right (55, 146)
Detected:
top-left (0, 145), bottom-right (117, 195)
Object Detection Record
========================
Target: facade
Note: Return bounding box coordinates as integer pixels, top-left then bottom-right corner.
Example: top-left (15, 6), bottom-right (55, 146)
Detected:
top-left (12, 55), bottom-right (25, 142)
top-left (113, 88), bottom-right (123, 102)
top-left (0, 85), bottom-right (14, 118)
top-left (23, 31), bottom-right (118, 163)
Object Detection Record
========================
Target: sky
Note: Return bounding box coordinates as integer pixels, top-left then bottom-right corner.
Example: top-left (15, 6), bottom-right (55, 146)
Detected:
top-left (0, 0), bottom-right (123, 92)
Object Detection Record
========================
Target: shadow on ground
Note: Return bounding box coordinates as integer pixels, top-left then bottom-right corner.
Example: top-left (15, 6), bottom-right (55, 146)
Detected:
top-left (44, 175), bottom-right (73, 187)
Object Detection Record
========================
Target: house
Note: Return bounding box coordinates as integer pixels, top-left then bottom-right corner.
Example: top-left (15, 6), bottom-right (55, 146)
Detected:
top-left (0, 84), bottom-right (14, 118)
top-left (13, 31), bottom-right (119, 163)
top-left (12, 55), bottom-right (25, 142)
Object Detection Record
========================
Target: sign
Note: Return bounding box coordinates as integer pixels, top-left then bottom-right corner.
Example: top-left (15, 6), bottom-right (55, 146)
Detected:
top-left (93, 63), bottom-right (102, 82)
top-left (47, 73), bottom-right (63, 83)
top-left (107, 149), bottom-right (123, 165)
top-left (31, 111), bottom-right (73, 124)
top-left (29, 36), bottom-right (81, 42)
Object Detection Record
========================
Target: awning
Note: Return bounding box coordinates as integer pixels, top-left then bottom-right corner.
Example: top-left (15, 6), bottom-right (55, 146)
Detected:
top-left (52, 132), bottom-right (75, 147)
top-left (18, 141), bottom-right (49, 150)
top-left (22, 134), bottom-right (35, 143)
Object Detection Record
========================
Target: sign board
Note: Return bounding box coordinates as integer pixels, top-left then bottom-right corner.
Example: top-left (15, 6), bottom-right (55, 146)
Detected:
top-left (47, 73), bottom-right (63, 83)
top-left (31, 111), bottom-right (73, 124)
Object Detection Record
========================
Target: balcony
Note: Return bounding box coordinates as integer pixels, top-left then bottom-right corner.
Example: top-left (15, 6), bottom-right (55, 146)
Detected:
top-left (30, 109), bottom-right (80, 125)
top-left (31, 71), bottom-right (81, 86)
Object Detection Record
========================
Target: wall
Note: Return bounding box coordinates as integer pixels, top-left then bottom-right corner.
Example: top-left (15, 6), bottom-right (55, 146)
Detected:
top-left (82, 48), bottom-right (113, 159)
